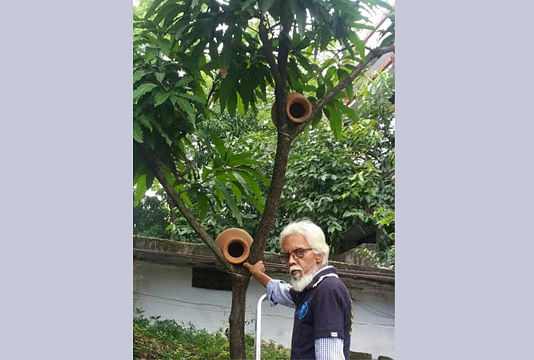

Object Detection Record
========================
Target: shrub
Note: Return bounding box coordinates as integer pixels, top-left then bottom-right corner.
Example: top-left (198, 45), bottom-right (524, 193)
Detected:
top-left (133, 311), bottom-right (290, 359)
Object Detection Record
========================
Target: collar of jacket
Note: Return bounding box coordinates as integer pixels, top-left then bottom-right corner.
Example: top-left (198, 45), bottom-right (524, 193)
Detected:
top-left (303, 265), bottom-right (338, 291)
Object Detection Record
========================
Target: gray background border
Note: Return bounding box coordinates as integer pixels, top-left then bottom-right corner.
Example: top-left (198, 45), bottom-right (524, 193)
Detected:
top-left (0, 0), bottom-right (132, 358)
top-left (1, 0), bottom-right (533, 359)
top-left (396, 0), bottom-right (534, 359)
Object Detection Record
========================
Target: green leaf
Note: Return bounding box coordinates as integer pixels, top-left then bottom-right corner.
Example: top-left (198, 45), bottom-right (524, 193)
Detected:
top-left (174, 97), bottom-right (196, 123)
top-left (209, 131), bottom-right (226, 158)
top-left (145, 0), bottom-right (165, 18)
top-left (172, 18), bottom-right (190, 40)
top-left (294, 53), bottom-right (316, 76)
top-left (158, 39), bottom-right (172, 57)
top-left (344, 81), bottom-right (354, 101)
top-left (319, 26), bottom-right (331, 51)
top-left (136, 114), bottom-right (153, 131)
top-left (152, 120), bottom-right (173, 146)
top-left (227, 152), bottom-right (262, 166)
top-left (134, 174), bottom-right (147, 206)
top-left (311, 108), bottom-right (323, 127)
top-left (145, 173), bottom-right (154, 192)
top-left (229, 172), bottom-right (264, 213)
top-left (325, 67), bottom-right (337, 84)
top-left (236, 91), bottom-right (244, 116)
top-left (240, 166), bottom-right (270, 185)
top-left (379, 33), bottom-right (395, 47)
top-left (230, 181), bottom-right (243, 203)
top-left (349, 32), bottom-right (366, 59)
top-left (154, 89), bottom-right (171, 106)
top-left (175, 76), bottom-right (194, 88)
top-left (197, 191), bottom-right (209, 220)
top-left (293, 0), bottom-right (307, 34)
top-left (341, 105), bottom-right (361, 123)
top-left (144, 47), bottom-right (159, 62)
top-left (247, 194), bottom-right (265, 214)
top-left (155, 72), bottom-right (165, 83)
top-left (133, 121), bottom-right (144, 143)
top-left (316, 83), bottom-right (326, 99)
top-left (319, 57), bottom-right (337, 72)
top-left (133, 83), bottom-right (158, 101)
top-left (177, 93), bottom-right (204, 104)
top-left (216, 179), bottom-right (242, 226)
top-left (364, 0), bottom-right (394, 11)
top-left (260, 0), bottom-right (276, 14)
top-left (227, 89), bottom-right (237, 117)
top-left (161, 166), bottom-right (176, 188)
top-left (326, 105), bottom-right (342, 140)
top-left (230, 170), bottom-right (248, 188)
top-left (133, 69), bottom-right (147, 84)
top-left (180, 191), bottom-right (193, 208)
top-left (214, 183), bottom-right (224, 205)
top-left (233, 170), bottom-right (265, 206)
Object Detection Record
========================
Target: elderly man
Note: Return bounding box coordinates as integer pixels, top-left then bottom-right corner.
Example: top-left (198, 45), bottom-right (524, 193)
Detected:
top-left (244, 219), bottom-right (353, 360)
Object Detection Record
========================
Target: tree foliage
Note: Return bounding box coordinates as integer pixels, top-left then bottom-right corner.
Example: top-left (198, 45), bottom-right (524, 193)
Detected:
top-left (133, 0), bottom-right (394, 238)
top-left (133, 194), bottom-right (172, 238)
top-left (276, 72), bottom-right (395, 254)
top-left (150, 72), bottom-right (396, 267)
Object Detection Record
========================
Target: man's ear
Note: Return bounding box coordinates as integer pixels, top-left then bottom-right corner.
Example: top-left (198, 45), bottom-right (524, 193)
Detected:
top-left (315, 252), bottom-right (323, 264)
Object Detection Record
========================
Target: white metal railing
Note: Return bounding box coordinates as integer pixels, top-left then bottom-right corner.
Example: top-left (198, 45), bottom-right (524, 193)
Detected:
top-left (254, 294), bottom-right (268, 360)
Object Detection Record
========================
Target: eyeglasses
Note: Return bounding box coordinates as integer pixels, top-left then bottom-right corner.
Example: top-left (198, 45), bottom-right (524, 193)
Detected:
top-left (280, 248), bottom-right (313, 261)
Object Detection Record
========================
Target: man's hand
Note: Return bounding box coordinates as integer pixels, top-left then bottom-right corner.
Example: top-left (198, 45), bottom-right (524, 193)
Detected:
top-left (243, 261), bottom-right (271, 287)
top-left (243, 261), bottom-right (265, 276)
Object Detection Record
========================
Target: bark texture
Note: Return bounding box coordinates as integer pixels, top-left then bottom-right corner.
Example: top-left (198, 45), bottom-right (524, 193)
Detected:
top-left (229, 275), bottom-right (250, 359)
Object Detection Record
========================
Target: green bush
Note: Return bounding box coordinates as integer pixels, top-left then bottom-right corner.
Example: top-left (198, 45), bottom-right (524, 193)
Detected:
top-left (134, 311), bottom-right (290, 359)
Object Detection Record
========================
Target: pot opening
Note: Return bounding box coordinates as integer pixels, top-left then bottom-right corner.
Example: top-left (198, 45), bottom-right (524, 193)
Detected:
top-left (289, 103), bottom-right (306, 118)
top-left (228, 241), bottom-right (245, 258)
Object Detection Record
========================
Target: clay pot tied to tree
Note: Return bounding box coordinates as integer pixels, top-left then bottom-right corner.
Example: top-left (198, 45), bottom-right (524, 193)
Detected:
top-left (133, 0), bottom-right (395, 358)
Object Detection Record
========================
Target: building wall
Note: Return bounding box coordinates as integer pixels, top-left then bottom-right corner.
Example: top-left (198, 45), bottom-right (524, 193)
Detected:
top-left (133, 259), bottom-right (394, 359)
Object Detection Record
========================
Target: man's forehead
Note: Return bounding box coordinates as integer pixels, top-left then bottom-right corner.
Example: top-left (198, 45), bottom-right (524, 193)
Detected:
top-left (283, 233), bottom-right (309, 250)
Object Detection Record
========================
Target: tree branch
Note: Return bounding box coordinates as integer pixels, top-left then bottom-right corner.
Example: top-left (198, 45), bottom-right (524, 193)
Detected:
top-left (250, 131), bottom-right (293, 261)
top-left (277, 2), bottom-right (292, 89)
top-left (137, 144), bottom-right (236, 274)
top-left (301, 44), bottom-right (395, 133)
top-left (269, 1), bottom-right (296, 135)
top-left (258, 20), bottom-right (281, 88)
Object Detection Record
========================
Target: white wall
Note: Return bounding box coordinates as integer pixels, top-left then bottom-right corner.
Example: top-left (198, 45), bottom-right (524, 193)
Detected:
top-left (133, 260), bottom-right (394, 359)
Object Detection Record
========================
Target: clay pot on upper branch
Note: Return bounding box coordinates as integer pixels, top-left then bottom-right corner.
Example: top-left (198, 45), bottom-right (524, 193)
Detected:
top-left (271, 93), bottom-right (312, 125)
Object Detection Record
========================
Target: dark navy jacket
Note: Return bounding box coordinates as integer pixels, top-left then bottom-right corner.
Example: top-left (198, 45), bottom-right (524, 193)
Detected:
top-left (288, 266), bottom-right (353, 359)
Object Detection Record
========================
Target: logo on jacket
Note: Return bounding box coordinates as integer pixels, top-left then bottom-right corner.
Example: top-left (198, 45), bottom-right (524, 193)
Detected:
top-left (297, 301), bottom-right (309, 319)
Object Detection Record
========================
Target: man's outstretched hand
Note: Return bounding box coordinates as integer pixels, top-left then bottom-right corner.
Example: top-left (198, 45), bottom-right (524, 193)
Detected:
top-left (243, 260), bottom-right (265, 275)
top-left (243, 261), bottom-right (271, 287)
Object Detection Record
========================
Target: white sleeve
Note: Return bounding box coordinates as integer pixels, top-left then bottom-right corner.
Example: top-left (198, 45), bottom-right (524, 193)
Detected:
top-left (266, 279), bottom-right (295, 308)
top-left (315, 337), bottom-right (345, 360)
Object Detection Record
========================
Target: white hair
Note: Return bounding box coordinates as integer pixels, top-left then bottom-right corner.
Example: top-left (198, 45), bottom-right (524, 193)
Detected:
top-left (279, 219), bottom-right (329, 265)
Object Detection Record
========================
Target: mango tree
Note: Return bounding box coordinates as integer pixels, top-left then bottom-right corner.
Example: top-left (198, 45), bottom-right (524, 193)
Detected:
top-left (133, 0), bottom-right (394, 357)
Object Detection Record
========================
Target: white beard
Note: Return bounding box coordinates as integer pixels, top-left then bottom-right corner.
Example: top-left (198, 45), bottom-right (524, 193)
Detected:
top-left (290, 264), bottom-right (319, 292)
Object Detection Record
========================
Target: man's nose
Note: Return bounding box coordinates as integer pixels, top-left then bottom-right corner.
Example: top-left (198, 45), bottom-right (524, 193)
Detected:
top-left (287, 254), bottom-right (297, 267)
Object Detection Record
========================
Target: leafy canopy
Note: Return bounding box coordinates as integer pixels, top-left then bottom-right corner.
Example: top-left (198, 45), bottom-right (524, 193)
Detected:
top-left (133, 0), bottom-right (394, 229)
top-left (136, 72), bottom-right (395, 266)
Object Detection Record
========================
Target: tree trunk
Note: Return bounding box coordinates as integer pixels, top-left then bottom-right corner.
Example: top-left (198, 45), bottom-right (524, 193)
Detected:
top-left (229, 274), bottom-right (250, 359)
top-left (251, 130), bottom-right (293, 260)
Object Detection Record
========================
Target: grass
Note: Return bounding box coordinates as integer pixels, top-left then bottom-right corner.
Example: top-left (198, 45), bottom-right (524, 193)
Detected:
top-left (133, 311), bottom-right (290, 360)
